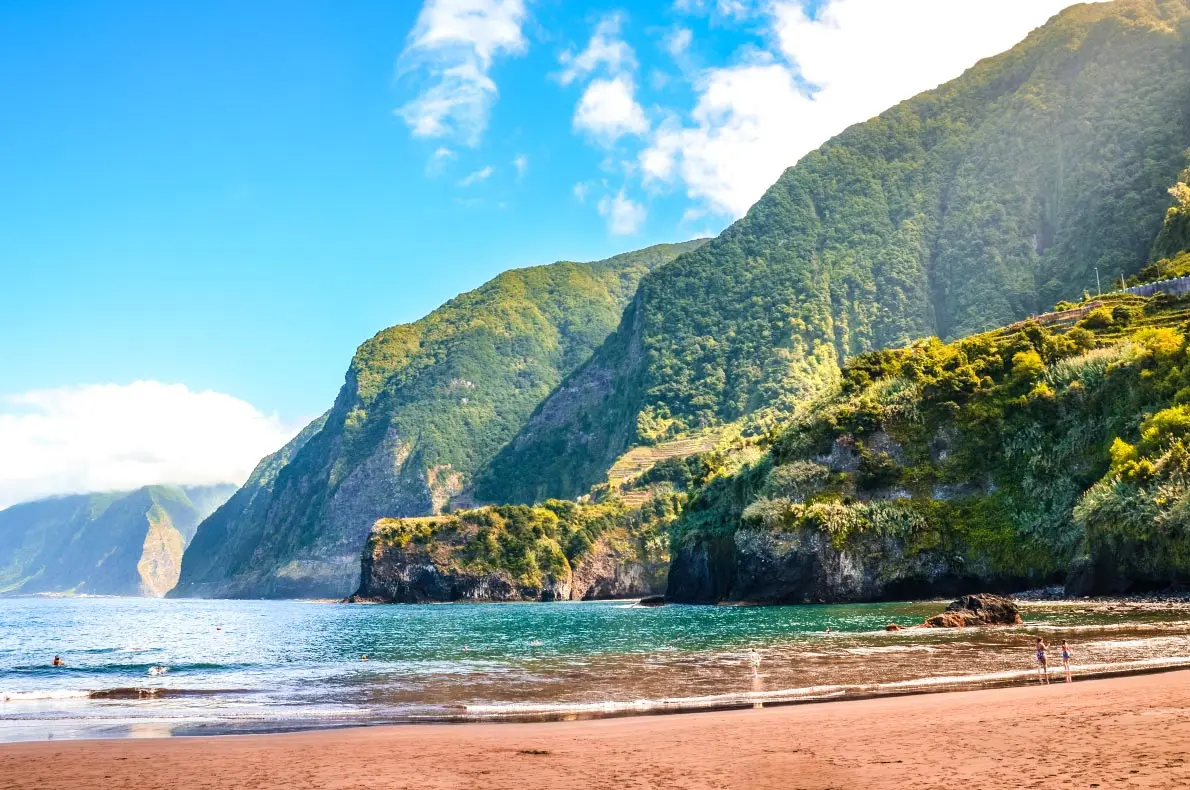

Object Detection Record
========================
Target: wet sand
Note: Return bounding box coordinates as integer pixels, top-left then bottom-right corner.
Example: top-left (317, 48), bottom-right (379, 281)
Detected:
top-left (3, 669), bottom-right (1188, 789)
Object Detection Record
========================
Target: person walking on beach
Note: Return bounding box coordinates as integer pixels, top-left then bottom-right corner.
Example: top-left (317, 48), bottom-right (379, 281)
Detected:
top-left (1060, 640), bottom-right (1073, 683)
top-left (1035, 638), bottom-right (1049, 684)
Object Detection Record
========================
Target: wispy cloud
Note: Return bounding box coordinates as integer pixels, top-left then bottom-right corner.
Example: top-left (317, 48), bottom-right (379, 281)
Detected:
top-left (0, 382), bottom-right (300, 510)
top-left (512, 154), bottom-right (528, 179)
top-left (396, 0), bottom-right (529, 146)
top-left (598, 189), bottom-right (646, 235)
top-left (425, 145), bottom-right (457, 176)
top-left (459, 165), bottom-right (494, 186)
top-left (665, 27), bottom-right (693, 58)
top-left (558, 13), bottom-right (636, 86)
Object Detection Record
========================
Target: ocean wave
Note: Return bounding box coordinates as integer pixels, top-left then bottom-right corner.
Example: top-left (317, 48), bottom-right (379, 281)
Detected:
top-left (4, 661), bottom-right (254, 676)
top-left (462, 656), bottom-right (1190, 719)
top-left (1, 687), bottom-right (256, 703)
top-left (86, 687), bottom-right (254, 700)
top-left (1, 689), bottom-right (91, 702)
top-left (844, 644), bottom-right (939, 655)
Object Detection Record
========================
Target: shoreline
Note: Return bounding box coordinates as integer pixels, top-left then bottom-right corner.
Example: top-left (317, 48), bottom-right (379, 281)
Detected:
top-left (4, 655), bottom-right (1189, 741)
top-left (3, 669), bottom-right (1188, 789)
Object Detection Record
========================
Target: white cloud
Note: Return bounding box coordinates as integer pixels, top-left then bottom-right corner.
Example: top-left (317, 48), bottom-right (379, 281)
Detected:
top-left (396, 0), bottom-right (528, 145)
top-left (642, 63), bottom-right (806, 217)
top-left (558, 13), bottom-right (636, 85)
top-left (573, 181), bottom-right (591, 203)
top-left (598, 189), bottom-right (647, 235)
top-left (425, 146), bottom-right (456, 176)
top-left (640, 0), bottom-right (1110, 220)
top-left (673, 0), bottom-right (754, 20)
top-left (458, 165), bottom-right (494, 186)
top-left (574, 76), bottom-right (649, 145)
top-left (665, 27), bottom-right (693, 57)
top-left (512, 153), bottom-right (528, 178)
top-left (0, 382), bottom-right (300, 510)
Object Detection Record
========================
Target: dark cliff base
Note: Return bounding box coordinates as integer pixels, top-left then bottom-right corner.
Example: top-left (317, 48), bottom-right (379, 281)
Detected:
top-left (665, 533), bottom-right (1058, 605)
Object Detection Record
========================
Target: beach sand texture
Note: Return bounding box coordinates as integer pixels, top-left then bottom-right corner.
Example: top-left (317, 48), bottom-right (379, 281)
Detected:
top-left (3, 669), bottom-right (1188, 789)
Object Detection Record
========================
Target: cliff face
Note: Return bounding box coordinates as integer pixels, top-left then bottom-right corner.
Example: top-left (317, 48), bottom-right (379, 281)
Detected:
top-left (667, 530), bottom-right (1030, 605)
top-left (172, 242), bottom-right (703, 600)
top-left (0, 484), bottom-right (235, 597)
top-left (348, 504), bottom-right (668, 604)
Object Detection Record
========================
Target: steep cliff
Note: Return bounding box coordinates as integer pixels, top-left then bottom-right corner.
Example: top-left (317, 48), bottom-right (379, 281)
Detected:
top-left (173, 242), bottom-right (703, 599)
top-left (349, 501), bottom-right (668, 603)
top-left (0, 484), bottom-right (235, 596)
top-left (478, 0), bottom-right (1190, 506)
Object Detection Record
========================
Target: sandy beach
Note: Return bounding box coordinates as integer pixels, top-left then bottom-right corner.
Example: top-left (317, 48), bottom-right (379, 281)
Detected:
top-left (2, 669), bottom-right (1187, 790)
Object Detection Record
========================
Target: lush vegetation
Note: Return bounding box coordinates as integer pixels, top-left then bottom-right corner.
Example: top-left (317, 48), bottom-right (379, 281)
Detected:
top-left (173, 242), bottom-right (704, 598)
top-left (674, 272), bottom-right (1190, 593)
top-left (365, 498), bottom-right (678, 594)
top-left (480, 0), bottom-right (1190, 505)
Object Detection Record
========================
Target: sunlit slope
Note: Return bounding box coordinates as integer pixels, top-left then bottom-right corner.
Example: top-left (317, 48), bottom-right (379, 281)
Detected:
top-left (478, 0), bottom-right (1190, 506)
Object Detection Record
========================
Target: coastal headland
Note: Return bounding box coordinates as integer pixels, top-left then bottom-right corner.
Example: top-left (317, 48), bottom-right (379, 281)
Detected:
top-left (3, 669), bottom-right (1187, 789)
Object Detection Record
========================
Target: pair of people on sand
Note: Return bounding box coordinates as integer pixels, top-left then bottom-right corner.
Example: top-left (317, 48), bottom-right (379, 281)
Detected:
top-left (1034, 638), bottom-right (1072, 683)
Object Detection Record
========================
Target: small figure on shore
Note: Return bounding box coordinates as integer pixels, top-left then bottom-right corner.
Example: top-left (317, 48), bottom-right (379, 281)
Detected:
top-left (748, 648), bottom-right (761, 673)
top-left (1061, 640), bottom-right (1073, 683)
top-left (825, 627), bottom-right (831, 634)
top-left (1035, 638), bottom-right (1049, 684)
top-left (51, 655), bottom-right (63, 667)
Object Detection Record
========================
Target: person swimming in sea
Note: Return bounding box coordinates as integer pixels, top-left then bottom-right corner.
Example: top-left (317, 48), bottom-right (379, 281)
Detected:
top-left (1060, 640), bottom-right (1073, 683)
top-left (1035, 638), bottom-right (1049, 684)
top-left (51, 655), bottom-right (63, 667)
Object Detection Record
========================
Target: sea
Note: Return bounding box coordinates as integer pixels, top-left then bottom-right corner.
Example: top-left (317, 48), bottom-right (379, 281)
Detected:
top-left (2, 596), bottom-right (1190, 742)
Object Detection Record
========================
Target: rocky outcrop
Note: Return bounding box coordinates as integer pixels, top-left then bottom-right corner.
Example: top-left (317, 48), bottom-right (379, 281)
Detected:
top-left (920, 594), bottom-right (1023, 627)
top-left (349, 521), bottom-right (666, 604)
top-left (569, 534), bottom-right (667, 600)
top-left (667, 528), bottom-right (1039, 605)
top-left (350, 541), bottom-right (571, 603)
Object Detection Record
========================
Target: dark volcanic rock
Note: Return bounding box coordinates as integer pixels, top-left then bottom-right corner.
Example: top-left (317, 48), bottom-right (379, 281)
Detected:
top-left (920, 594), bottom-right (1022, 628)
top-left (638, 595), bottom-right (666, 607)
top-left (665, 530), bottom-right (1035, 605)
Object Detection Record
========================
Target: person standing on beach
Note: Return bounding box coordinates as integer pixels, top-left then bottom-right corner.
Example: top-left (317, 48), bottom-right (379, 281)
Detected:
top-left (1060, 640), bottom-right (1072, 683)
top-left (1035, 638), bottom-right (1049, 684)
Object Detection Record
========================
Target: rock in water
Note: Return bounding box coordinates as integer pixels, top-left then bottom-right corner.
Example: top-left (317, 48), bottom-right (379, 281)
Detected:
top-left (921, 594), bottom-right (1022, 628)
top-left (638, 595), bottom-right (666, 607)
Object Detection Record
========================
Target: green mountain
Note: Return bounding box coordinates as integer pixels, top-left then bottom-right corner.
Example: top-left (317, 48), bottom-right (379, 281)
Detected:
top-left (0, 484), bottom-right (236, 597)
top-left (171, 241), bottom-right (705, 599)
top-left (478, 0), bottom-right (1190, 507)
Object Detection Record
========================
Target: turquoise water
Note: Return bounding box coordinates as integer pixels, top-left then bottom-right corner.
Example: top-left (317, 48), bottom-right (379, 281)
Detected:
top-left (3, 596), bottom-right (1190, 741)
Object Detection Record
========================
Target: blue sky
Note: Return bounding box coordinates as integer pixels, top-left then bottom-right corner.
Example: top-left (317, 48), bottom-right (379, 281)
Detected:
top-left (0, 0), bottom-right (1100, 505)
